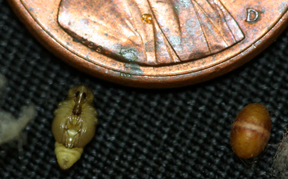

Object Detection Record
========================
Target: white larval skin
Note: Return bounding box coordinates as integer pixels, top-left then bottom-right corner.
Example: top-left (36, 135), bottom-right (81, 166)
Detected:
top-left (272, 132), bottom-right (288, 178)
top-left (0, 74), bottom-right (36, 145)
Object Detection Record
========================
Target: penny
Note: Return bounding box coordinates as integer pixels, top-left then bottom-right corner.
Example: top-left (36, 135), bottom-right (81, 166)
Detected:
top-left (8, 0), bottom-right (288, 88)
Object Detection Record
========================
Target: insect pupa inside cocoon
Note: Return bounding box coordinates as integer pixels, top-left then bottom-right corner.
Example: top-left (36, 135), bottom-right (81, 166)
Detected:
top-left (52, 85), bottom-right (98, 170)
top-left (230, 103), bottom-right (271, 159)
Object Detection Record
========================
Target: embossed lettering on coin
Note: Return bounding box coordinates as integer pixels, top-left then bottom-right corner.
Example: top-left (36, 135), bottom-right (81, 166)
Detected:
top-left (246, 8), bottom-right (260, 23)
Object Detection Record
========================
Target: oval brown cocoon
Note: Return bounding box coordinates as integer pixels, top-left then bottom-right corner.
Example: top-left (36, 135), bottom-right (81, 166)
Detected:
top-left (230, 103), bottom-right (271, 159)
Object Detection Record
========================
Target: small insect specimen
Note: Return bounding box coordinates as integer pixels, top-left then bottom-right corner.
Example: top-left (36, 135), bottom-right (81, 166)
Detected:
top-left (272, 131), bottom-right (288, 178)
top-left (230, 103), bottom-right (271, 159)
top-left (52, 85), bottom-right (98, 170)
top-left (141, 14), bottom-right (153, 24)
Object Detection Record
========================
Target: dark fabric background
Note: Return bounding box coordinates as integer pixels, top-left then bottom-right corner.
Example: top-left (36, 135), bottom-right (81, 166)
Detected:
top-left (0, 0), bottom-right (287, 178)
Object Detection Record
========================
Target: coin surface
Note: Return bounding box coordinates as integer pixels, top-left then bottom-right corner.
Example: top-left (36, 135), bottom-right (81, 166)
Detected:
top-left (8, 0), bottom-right (288, 88)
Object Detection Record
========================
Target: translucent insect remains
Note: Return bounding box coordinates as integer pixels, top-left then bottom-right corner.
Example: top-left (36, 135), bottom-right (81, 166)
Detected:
top-left (0, 74), bottom-right (36, 146)
top-left (0, 104), bottom-right (36, 145)
top-left (272, 132), bottom-right (288, 178)
top-left (52, 85), bottom-right (98, 170)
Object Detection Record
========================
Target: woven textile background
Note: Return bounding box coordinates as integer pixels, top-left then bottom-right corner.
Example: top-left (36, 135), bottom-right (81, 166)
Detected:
top-left (0, 0), bottom-right (288, 178)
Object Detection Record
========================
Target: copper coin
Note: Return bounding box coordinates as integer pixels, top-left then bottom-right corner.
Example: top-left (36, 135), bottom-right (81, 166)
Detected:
top-left (8, 0), bottom-right (288, 88)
